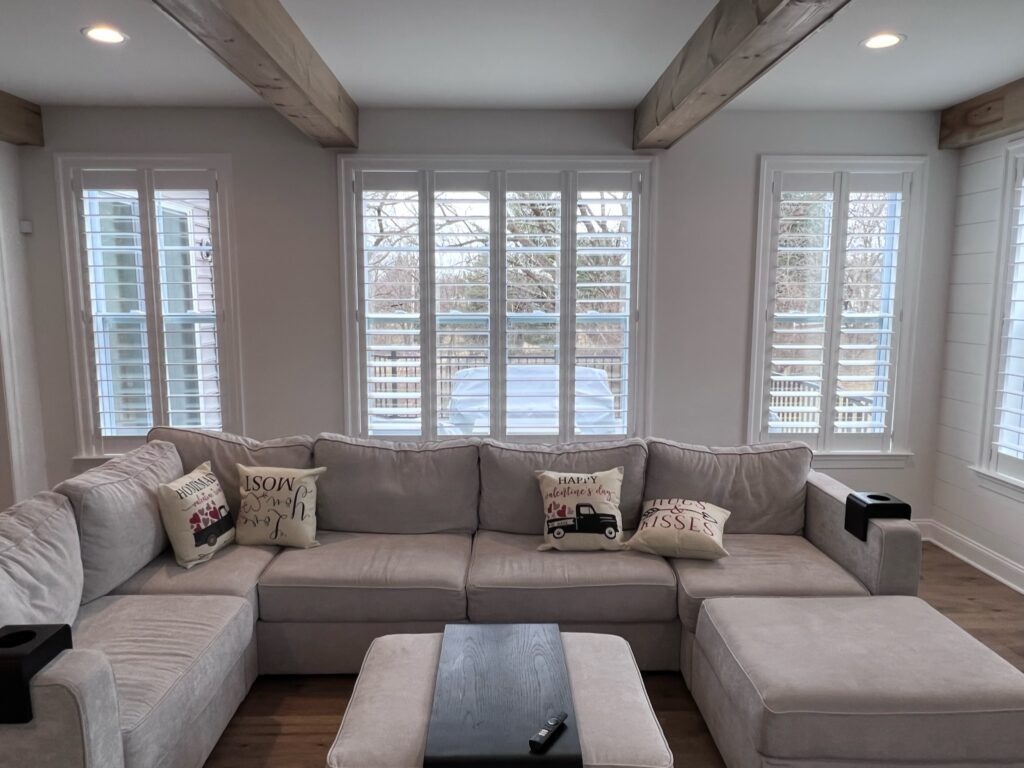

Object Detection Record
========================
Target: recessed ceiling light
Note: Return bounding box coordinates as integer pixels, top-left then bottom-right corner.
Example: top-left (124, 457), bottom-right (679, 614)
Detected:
top-left (861, 32), bottom-right (905, 50)
top-left (82, 25), bottom-right (128, 44)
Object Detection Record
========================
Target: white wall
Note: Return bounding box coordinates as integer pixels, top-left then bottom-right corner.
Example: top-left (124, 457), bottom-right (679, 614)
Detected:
top-left (650, 110), bottom-right (958, 516)
top-left (0, 141), bottom-right (47, 504)
top-left (19, 106), bottom-right (958, 522)
top-left (926, 131), bottom-right (1024, 590)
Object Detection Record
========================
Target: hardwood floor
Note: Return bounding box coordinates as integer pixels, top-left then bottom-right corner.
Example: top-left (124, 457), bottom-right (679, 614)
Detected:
top-left (205, 542), bottom-right (1024, 768)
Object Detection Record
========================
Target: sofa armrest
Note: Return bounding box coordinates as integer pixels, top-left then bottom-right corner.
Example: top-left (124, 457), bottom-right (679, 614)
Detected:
top-left (803, 470), bottom-right (921, 595)
top-left (0, 649), bottom-right (124, 768)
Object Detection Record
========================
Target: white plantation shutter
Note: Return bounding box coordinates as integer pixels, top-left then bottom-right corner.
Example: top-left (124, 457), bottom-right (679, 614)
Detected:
top-left (505, 173), bottom-right (562, 435)
top-left (74, 165), bottom-right (230, 452)
top-left (575, 173), bottom-right (637, 436)
top-left (352, 165), bottom-right (645, 441)
top-left (993, 159), bottom-right (1024, 478)
top-left (434, 175), bottom-right (492, 436)
top-left (760, 167), bottom-right (910, 452)
top-left (358, 173), bottom-right (423, 436)
top-left (835, 173), bottom-right (906, 442)
top-left (154, 171), bottom-right (223, 431)
top-left (79, 172), bottom-right (154, 439)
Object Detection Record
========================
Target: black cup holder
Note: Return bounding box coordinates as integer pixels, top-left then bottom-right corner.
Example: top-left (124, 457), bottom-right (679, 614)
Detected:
top-left (0, 624), bottom-right (72, 723)
top-left (845, 492), bottom-right (911, 541)
top-left (0, 629), bottom-right (37, 648)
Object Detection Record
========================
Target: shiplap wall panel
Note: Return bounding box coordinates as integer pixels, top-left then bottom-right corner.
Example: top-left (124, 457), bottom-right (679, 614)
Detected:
top-left (949, 252), bottom-right (995, 285)
top-left (942, 369), bottom-right (985, 404)
top-left (931, 131), bottom-right (1024, 580)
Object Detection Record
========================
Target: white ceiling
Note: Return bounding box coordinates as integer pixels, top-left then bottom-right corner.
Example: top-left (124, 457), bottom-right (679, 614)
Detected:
top-left (732, 0), bottom-right (1024, 110)
top-left (0, 0), bottom-right (261, 107)
top-left (0, 0), bottom-right (1022, 113)
top-left (281, 0), bottom-right (716, 109)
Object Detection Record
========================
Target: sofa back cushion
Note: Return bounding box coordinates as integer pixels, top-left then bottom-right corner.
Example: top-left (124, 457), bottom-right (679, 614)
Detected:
top-left (644, 439), bottom-right (812, 534)
top-left (0, 492), bottom-right (83, 624)
top-left (314, 435), bottom-right (479, 534)
top-left (147, 427), bottom-right (313, 514)
top-left (479, 439), bottom-right (648, 535)
top-left (54, 440), bottom-right (183, 603)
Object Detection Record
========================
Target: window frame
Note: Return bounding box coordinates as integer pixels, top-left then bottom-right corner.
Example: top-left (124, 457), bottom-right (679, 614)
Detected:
top-left (748, 155), bottom-right (927, 463)
top-left (338, 155), bottom-right (655, 442)
top-left (57, 154), bottom-right (243, 457)
top-left (977, 138), bottom-right (1024, 492)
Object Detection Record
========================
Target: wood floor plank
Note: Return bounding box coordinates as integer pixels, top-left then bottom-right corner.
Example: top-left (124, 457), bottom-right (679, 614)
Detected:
top-left (205, 542), bottom-right (1024, 767)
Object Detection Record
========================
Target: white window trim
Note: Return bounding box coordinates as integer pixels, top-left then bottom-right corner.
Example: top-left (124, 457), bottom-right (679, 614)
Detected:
top-left (338, 155), bottom-right (656, 442)
top-left (56, 154), bottom-right (244, 457)
top-left (748, 155), bottom-right (927, 466)
top-left (974, 136), bottom-right (1024, 494)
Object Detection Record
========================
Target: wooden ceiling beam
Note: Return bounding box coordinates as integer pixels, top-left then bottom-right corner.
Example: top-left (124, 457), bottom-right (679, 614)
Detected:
top-left (633, 0), bottom-right (850, 150)
top-left (153, 0), bottom-right (358, 147)
top-left (0, 89), bottom-right (43, 146)
top-left (940, 76), bottom-right (1024, 150)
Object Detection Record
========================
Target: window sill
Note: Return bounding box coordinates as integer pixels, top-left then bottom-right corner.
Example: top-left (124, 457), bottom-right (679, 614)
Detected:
top-left (970, 466), bottom-right (1024, 504)
top-left (811, 451), bottom-right (913, 470)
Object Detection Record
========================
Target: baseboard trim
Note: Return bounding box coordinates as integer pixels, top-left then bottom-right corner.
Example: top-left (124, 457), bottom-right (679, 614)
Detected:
top-left (915, 518), bottom-right (1024, 597)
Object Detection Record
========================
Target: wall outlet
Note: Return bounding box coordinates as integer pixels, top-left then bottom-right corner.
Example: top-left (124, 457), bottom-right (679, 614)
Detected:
top-left (18, 219), bottom-right (32, 235)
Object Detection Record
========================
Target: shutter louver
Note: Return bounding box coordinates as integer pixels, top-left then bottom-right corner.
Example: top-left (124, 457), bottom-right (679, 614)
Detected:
top-left (575, 187), bottom-right (633, 436)
top-left (995, 162), bottom-right (1024, 468)
top-left (361, 188), bottom-right (422, 436)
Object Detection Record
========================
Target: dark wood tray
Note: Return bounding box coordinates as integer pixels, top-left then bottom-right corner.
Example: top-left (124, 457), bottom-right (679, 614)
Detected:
top-left (424, 623), bottom-right (583, 767)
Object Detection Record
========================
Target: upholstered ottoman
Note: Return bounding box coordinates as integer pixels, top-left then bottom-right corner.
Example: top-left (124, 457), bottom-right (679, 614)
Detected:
top-left (693, 596), bottom-right (1024, 768)
top-left (327, 632), bottom-right (673, 768)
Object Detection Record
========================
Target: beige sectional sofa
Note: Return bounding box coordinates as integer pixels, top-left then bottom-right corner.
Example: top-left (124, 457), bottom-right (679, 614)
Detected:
top-left (0, 428), bottom-right (923, 768)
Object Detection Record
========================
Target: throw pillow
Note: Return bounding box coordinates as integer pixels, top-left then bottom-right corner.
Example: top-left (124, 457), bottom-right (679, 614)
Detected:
top-left (536, 467), bottom-right (625, 551)
top-left (625, 499), bottom-right (730, 559)
top-left (235, 465), bottom-right (326, 548)
top-left (157, 462), bottom-right (234, 568)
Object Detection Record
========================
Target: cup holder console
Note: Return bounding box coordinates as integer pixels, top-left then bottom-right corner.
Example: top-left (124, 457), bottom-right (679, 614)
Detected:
top-left (0, 624), bottom-right (72, 723)
top-left (845, 492), bottom-right (911, 542)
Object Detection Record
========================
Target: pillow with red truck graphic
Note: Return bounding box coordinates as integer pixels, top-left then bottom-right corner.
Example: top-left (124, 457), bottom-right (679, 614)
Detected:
top-left (536, 467), bottom-right (625, 551)
top-left (625, 499), bottom-right (730, 559)
top-left (157, 461), bottom-right (234, 568)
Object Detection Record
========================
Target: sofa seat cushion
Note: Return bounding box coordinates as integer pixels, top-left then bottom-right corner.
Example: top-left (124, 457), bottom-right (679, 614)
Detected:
top-left (112, 543), bottom-right (278, 618)
top-left (694, 596), bottom-right (1024, 762)
top-left (74, 594), bottom-right (253, 768)
top-left (673, 534), bottom-right (867, 631)
top-left (467, 530), bottom-right (677, 623)
top-left (258, 532), bottom-right (471, 622)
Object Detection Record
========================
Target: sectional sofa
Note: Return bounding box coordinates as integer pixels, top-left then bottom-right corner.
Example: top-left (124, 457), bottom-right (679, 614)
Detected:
top-left (0, 428), bottom-right (922, 768)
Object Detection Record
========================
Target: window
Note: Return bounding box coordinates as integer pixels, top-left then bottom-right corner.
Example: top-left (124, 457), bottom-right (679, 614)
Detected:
top-left (750, 157), bottom-right (924, 455)
top-left (59, 157), bottom-right (239, 455)
top-left (986, 150), bottom-right (1024, 480)
top-left (345, 160), bottom-right (648, 441)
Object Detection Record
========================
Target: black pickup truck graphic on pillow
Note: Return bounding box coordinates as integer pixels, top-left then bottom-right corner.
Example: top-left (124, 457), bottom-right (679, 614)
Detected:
top-left (546, 503), bottom-right (619, 540)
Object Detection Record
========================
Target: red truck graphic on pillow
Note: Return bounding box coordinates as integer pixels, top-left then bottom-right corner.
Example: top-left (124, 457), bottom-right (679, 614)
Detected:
top-left (190, 500), bottom-right (233, 547)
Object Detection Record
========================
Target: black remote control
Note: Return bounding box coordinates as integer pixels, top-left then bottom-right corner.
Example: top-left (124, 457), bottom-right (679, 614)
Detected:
top-left (529, 711), bottom-right (568, 753)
